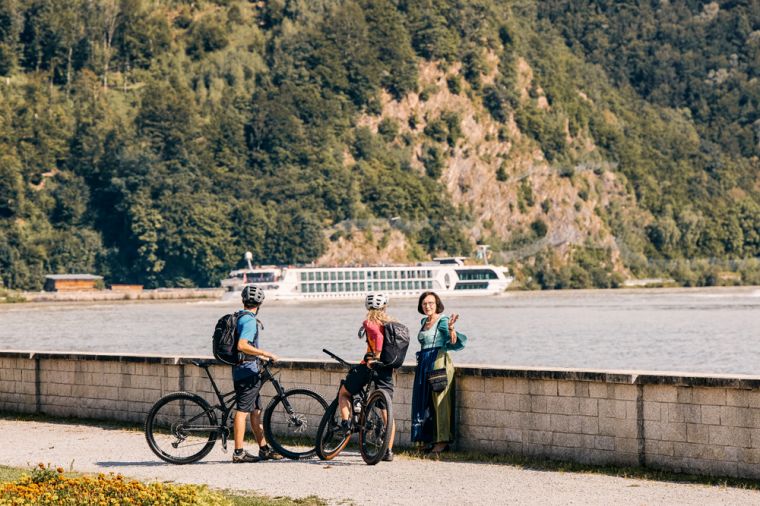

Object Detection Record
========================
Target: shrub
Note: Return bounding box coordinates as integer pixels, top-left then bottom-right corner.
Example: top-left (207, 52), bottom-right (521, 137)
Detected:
top-left (496, 163), bottom-right (508, 182)
top-left (447, 75), bottom-right (462, 95)
top-left (186, 18), bottom-right (229, 58)
top-left (421, 144), bottom-right (446, 179)
top-left (419, 84), bottom-right (437, 102)
top-left (377, 118), bottom-right (399, 143)
top-left (441, 111), bottom-right (462, 147)
top-left (530, 219), bottom-right (548, 238)
top-left (0, 464), bottom-right (230, 505)
top-left (423, 119), bottom-right (448, 143)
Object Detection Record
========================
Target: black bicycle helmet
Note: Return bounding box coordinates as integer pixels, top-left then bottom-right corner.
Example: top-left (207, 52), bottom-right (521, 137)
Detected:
top-left (241, 285), bottom-right (265, 305)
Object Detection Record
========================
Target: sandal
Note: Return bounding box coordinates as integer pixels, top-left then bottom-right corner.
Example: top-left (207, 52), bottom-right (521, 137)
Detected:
top-left (429, 443), bottom-right (449, 454)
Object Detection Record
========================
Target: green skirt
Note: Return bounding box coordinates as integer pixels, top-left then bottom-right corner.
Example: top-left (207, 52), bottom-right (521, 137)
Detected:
top-left (430, 349), bottom-right (455, 443)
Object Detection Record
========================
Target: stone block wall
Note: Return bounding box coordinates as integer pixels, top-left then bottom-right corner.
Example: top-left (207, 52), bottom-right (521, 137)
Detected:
top-left (2, 351), bottom-right (760, 479)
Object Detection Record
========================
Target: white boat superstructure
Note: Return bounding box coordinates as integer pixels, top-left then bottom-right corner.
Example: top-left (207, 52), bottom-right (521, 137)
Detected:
top-left (221, 257), bottom-right (513, 301)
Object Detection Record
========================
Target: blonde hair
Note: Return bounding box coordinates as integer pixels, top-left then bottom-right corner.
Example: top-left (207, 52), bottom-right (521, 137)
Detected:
top-left (365, 308), bottom-right (395, 325)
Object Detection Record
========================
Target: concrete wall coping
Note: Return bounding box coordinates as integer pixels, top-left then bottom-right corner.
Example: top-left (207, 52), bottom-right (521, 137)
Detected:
top-left (2, 350), bottom-right (760, 388)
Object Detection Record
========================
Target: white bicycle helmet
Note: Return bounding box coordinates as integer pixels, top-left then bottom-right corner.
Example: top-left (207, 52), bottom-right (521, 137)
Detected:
top-left (242, 285), bottom-right (265, 305)
top-left (364, 292), bottom-right (389, 310)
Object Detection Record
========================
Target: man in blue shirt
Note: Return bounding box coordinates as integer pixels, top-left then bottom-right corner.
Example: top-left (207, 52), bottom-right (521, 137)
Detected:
top-left (232, 285), bottom-right (282, 463)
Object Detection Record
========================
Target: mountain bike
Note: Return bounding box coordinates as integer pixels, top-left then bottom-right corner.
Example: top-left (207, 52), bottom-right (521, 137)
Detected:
top-left (145, 359), bottom-right (327, 464)
top-left (315, 349), bottom-right (393, 465)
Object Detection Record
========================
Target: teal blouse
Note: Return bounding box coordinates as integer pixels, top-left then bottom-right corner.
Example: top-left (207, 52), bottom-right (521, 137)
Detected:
top-left (417, 315), bottom-right (467, 351)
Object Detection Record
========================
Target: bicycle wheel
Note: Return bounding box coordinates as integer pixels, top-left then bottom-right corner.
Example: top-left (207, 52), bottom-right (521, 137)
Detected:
top-left (315, 399), bottom-right (351, 460)
top-left (359, 389), bottom-right (392, 465)
top-left (263, 388), bottom-right (328, 460)
top-left (145, 392), bottom-right (218, 464)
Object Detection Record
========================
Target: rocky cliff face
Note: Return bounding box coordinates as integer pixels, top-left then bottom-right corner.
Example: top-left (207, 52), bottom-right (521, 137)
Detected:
top-left (320, 57), bottom-right (640, 275)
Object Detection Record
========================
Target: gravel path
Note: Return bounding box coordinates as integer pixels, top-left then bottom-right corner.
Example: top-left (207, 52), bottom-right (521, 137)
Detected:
top-left (1, 420), bottom-right (758, 505)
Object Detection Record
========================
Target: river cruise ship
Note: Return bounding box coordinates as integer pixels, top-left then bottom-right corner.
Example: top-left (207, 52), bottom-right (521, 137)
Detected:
top-left (221, 256), bottom-right (513, 301)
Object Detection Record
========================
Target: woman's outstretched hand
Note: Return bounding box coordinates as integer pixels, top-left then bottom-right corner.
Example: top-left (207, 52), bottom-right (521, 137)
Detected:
top-left (448, 314), bottom-right (459, 343)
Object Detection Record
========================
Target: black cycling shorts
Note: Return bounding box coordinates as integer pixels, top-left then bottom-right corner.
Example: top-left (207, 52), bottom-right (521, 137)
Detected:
top-left (343, 363), bottom-right (394, 399)
top-left (234, 373), bottom-right (263, 412)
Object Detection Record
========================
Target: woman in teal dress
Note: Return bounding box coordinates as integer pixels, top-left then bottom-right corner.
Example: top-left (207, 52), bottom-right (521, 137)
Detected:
top-left (410, 291), bottom-right (467, 453)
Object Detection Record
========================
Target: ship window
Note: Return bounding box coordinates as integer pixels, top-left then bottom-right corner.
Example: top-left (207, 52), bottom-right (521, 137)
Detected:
top-left (359, 272), bottom-right (365, 280)
top-left (300, 273), bottom-right (306, 281)
top-left (400, 271), bottom-right (405, 279)
top-left (426, 281), bottom-right (432, 289)
top-left (380, 281), bottom-right (386, 290)
top-left (244, 272), bottom-right (275, 283)
top-left (308, 272), bottom-right (314, 281)
top-left (329, 272), bottom-right (335, 281)
top-left (366, 282), bottom-right (372, 291)
top-left (456, 269), bottom-right (498, 281)
top-left (394, 281), bottom-right (400, 290)
top-left (300, 283), bottom-right (306, 291)
top-left (454, 282), bottom-right (489, 290)
top-left (330, 283), bottom-right (336, 292)
top-left (414, 281), bottom-right (420, 289)
top-left (427, 270), bottom-right (432, 278)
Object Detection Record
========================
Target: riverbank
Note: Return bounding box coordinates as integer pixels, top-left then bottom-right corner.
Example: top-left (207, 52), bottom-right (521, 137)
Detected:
top-left (3, 284), bottom-right (758, 304)
top-left (4, 288), bottom-right (224, 303)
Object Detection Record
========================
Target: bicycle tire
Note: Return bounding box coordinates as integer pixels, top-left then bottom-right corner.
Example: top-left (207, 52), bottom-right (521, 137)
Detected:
top-left (145, 391), bottom-right (218, 464)
top-left (315, 399), bottom-right (351, 460)
top-left (263, 388), bottom-right (328, 460)
top-left (359, 389), bottom-right (393, 465)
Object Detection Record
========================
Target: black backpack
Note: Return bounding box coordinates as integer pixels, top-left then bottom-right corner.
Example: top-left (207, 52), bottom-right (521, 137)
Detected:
top-left (212, 311), bottom-right (246, 365)
top-left (380, 321), bottom-right (410, 368)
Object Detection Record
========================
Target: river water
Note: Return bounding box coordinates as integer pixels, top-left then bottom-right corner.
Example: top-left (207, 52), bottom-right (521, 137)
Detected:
top-left (1, 287), bottom-right (758, 375)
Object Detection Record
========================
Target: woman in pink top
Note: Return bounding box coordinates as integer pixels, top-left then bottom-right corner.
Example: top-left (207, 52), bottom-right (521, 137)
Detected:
top-left (337, 292), bottom-right (397, 461)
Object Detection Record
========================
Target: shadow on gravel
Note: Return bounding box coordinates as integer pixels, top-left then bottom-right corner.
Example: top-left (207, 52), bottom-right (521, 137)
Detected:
top-left (96, 461), bottom-right (177, 467)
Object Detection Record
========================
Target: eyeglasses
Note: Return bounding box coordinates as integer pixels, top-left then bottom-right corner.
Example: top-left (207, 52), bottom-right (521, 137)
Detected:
top-left (421, 302), bottom-right (437, 307)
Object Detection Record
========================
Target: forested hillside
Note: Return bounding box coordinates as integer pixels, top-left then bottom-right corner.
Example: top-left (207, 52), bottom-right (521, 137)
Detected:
top-left (0, 0), bottom-right (758, 290)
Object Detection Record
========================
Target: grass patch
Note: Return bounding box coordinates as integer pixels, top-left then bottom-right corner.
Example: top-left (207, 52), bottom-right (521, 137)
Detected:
top-left (0, 289), bottom-right (26, 303)
top-left (0, 466), bottom-right (25, 483)
top-left (224, 492), bottom-right (325, 505)
top-left (394, 447), bottom-right (760, 490)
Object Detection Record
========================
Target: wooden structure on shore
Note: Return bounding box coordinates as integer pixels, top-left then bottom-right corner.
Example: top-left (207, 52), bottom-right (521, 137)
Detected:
top-left (44, 274), bottom-right (103, 292)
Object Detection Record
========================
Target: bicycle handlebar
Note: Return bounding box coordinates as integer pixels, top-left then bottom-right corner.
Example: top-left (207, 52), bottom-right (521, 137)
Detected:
top-left (322, 348), bottom-right (351, 367)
